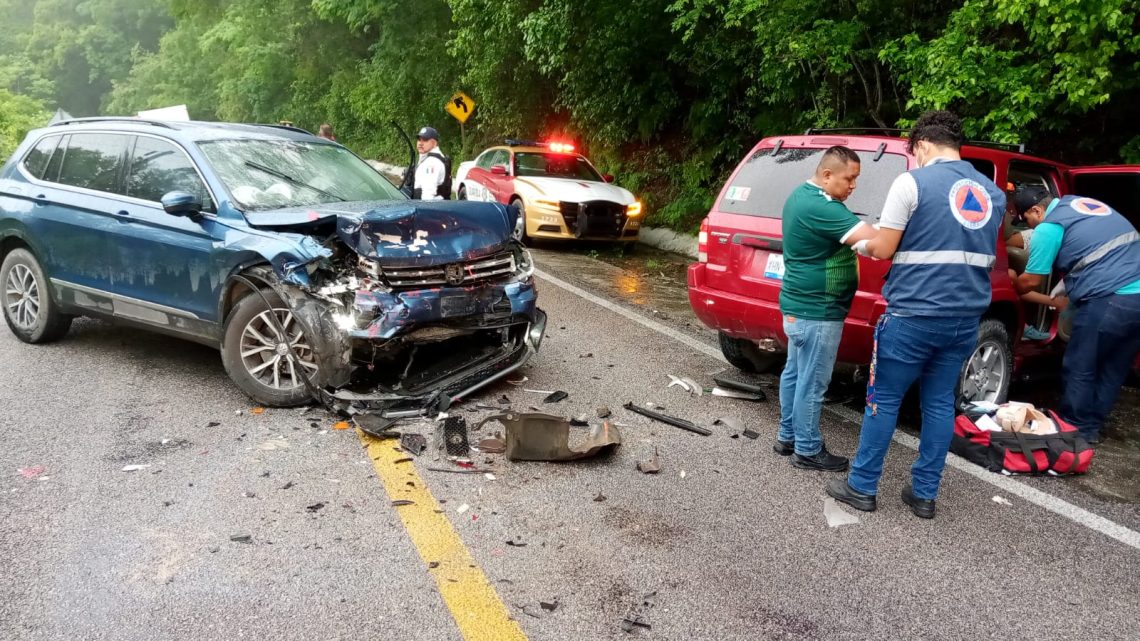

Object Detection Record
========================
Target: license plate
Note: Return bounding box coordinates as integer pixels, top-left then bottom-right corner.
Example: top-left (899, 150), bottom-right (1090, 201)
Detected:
top-left (764, 253), bottom-right (785, 280)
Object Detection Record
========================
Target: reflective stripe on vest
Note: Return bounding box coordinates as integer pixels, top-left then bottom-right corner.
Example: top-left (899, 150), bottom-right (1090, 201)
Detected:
top-left (892, 250), bottom-right (996, 269)
top-left (1068, 231), bottom-right (1140, 275)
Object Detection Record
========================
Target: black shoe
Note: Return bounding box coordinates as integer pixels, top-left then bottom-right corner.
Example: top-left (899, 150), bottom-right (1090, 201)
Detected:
top-left (1085, 433), bottom-right (1104, 445)
top-left (773, 440), bottom-right (794, 456)
top-left (792, 446), bottom-right (849, 472)
top-left (901, 485), bottom-right (936, 519)
top-left (826, 478), bottom-right (876, 512)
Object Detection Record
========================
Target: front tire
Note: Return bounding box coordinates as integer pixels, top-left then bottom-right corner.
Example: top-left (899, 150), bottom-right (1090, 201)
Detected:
top-left (957, 318), bottom-right (1013, 408)
top-left (457, 184), bottom-right (467, 200)
top-left (510, 198), bottom-right (530, 243)
top-left (221, 290), bottom-right (321, 407)
top-left (1, 248), bottom-right (71, 344)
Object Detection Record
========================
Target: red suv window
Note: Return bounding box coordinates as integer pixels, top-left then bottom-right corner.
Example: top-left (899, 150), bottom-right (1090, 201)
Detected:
top-left (718, 147), bottom-right (908, 223)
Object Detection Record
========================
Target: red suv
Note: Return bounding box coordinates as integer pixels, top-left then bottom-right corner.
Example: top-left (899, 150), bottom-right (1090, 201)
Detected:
top-left (687, 130), bottom-right (1140, 405)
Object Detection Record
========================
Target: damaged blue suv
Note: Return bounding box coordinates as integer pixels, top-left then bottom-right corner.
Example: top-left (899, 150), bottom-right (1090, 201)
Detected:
top-left (0, 118), bottom-right (546, 413)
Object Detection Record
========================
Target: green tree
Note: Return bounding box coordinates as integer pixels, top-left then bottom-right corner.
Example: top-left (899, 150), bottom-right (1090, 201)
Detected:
top-left (0, 88), bottom-right (49, 161)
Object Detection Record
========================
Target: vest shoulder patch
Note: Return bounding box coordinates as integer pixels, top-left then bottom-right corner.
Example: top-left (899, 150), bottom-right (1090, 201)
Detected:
top-left (1071, 197), bottom-right (1112, 216)
top-left (947, 179), bottom-right (993, 229)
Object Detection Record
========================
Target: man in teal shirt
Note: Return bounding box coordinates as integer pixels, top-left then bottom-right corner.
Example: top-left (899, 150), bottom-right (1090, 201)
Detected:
top-left (1012, 185), bottom-right (1140, 444)
top-left (776, 146), bottom-right (874, 471)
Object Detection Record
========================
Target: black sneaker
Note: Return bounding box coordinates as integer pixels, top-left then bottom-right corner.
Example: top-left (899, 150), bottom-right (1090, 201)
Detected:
top-left (901, 484), bottom-right (936, 519)
top-left (791, 446), bottom-right (849, 472)
top-left (773, 440), bottom-right (794, 456)
top-left (826, 478), bottom-right (877, 512)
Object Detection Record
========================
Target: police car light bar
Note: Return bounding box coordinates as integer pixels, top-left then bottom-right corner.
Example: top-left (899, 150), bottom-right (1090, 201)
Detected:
top-left (505, 138), bottom-right (576, 153)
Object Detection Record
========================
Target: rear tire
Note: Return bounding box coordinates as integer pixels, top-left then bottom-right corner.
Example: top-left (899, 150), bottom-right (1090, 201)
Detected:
top-left (1, 248), bottom-right (71, 344)
top-left (221, 289), bottom-right (321, 407)
top-left (719, 331), bottom-right (782, 374)
top-left (956, 318), bottom-right (1013, 409)
top-left (457, 185), bottom-right (467, 200)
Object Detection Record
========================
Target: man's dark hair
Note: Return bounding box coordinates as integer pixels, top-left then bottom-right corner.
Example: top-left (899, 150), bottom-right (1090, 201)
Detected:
top-left (1012, 185), bottom-right (1052, 218)
top-left (817, 145), bottom-right (860, 171)
top-left (907, 110), bottom-right (965, 154)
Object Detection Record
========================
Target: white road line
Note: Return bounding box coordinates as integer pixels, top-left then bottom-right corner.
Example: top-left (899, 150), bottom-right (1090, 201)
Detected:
top-left (534, 267), bottom-right (1140, 552)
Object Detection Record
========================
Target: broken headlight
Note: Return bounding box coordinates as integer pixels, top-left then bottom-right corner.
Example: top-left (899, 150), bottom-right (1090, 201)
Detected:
top-left (513, 245), bottom-right (535, 279)
top-left (358, 255), bottom-right (382, 279)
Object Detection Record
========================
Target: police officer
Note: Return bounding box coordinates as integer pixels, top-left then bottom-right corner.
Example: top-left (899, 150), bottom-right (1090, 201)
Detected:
top-left (1012, 185), bottom-right (1140, 444)
top-left (413, 126), bottom-right (448, 200)
top-left (827, 110), bottom-right (1006, 519)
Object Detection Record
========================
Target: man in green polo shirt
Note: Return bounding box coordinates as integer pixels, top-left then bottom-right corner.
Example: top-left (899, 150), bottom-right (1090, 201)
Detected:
top-left (776, 146), bottom-right (875, 471)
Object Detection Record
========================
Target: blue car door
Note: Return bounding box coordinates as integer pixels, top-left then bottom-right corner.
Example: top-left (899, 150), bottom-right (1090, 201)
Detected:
top-left (107, 134), bottom-right (226, 326)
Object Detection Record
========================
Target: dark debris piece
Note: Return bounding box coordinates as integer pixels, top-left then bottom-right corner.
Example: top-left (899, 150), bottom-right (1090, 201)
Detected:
top-left (306, 502), bottom-right (326, 513)
top-left (401, 433), bottom-right (428, 456)
top-left (742, 428), bottom-right (760, 440)
top-left (206, 421), bottom-right (221, 428)
top-left (443, 416), bottom-right (471, 457)
top-left (391, 500), bottom-right (415, 507)
top-left (596, 406), bottom-right (612, 418)
top-left (543, 390), bottom-right (569, 404)
top-left (229, 534), bottom-right (253, 544)
top-left (540, 599), bottom-right (560, 612)
top-left (498, 395), bottom-right (512, 405)
top-left (280, 481), bottom-right (295, 490)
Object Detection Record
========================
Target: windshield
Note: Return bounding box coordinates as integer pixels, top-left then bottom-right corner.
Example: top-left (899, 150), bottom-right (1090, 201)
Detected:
top-left (198, 139), bottom-right (404, 210)
top-left (719, 147), bottom-right (909, 223)
top-left (514, 152), bottom-right (603, 182)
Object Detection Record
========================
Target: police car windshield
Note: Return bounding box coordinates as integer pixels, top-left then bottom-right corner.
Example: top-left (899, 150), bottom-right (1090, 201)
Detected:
top-left (719, 147), bottom-right (908, 222)
top-left (199, 139), bottom-right (404, 210)
top-left (514, 152), bottom-right (603, 182)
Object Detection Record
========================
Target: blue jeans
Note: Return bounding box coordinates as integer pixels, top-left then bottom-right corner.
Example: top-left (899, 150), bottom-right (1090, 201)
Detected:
top-left (1061, 293), bottom-right (1140, 439)
top-left (847, 314), bottom-right (979, 500)
top-left (778, 316), bottom-right (844, 456)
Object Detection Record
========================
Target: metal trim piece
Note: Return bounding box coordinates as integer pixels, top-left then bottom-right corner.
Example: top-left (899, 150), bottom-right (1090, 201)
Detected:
top-left (50, 278), bottom-right (201, 320)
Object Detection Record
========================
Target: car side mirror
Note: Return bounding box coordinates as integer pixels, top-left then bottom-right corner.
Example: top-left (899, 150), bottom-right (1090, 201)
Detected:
top-left (603, 174), bottom-right (615, 183)
top-left (491, 164), bottom-right (508, 176)
top-left (161, 191), bottom-right (204, 220)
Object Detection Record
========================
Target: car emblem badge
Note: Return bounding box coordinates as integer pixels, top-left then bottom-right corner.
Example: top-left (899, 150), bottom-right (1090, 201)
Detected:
top-left (445, 263), bottom-right (465, 286)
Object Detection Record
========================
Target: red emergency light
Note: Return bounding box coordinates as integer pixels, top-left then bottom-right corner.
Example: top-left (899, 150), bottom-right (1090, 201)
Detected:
top-left (547, 142), bottom-right (575, 153)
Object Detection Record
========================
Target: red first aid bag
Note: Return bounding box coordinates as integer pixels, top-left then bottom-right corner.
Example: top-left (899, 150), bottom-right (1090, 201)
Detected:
top-left (951, 410), bottom-right (1093, 475)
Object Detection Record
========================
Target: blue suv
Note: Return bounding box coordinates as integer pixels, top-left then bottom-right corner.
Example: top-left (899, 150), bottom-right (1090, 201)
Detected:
top-left (0, 118), bottom-right (546, 413)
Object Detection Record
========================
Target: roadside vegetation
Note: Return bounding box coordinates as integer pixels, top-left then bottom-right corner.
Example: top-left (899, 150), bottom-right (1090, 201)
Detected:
top-left (2, 0), bottom-right (1139, 233)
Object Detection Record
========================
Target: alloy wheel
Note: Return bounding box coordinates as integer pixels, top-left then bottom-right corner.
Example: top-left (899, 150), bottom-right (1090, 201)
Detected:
top-left (960, 339), bottom-right (1007, 404)
top-left (4, 264), bottom-right (40, 330)
top-left (239, 308), bottom-right (319, 390)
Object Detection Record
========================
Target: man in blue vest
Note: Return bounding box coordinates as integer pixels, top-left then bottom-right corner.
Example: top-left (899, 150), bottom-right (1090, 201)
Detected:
top-left (1011, 185), bottom-right (1140, 444)
top-left (826, 110), bottom-right (1005, 519)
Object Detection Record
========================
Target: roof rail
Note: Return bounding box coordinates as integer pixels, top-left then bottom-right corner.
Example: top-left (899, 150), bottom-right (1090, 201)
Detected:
top-left (251, 123), bottom-right (314, 135)
top-left (803, 127), bottom-right (907, 136)
top-left (49, 117), bottom-right (174, 129)
top-left (803, 127), bottom-right (1027, 154)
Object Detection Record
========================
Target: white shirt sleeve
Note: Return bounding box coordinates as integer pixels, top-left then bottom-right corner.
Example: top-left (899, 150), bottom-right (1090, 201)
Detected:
top-left (878, 172), bottom-right (918, 230)
top-left (414, 154), bottom-right (446, 201)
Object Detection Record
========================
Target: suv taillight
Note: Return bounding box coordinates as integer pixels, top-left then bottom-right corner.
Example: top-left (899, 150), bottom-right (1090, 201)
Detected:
top-left (698, 217), bottom-right (709, 263)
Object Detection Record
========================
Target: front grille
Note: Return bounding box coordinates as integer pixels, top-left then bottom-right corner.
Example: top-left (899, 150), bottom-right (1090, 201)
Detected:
top-left (559, 200), bottom-right (627, 237)
top-left (382, 252), bottom-right (516, 289)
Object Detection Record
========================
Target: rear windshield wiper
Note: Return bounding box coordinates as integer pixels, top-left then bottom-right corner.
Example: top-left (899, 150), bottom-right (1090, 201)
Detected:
top-left (243, 161), bottom-right (345, 203)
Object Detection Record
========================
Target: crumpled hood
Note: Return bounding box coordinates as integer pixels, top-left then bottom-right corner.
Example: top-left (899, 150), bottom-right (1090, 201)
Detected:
top-left (246, 200), bottom-right (516, 267)
top-left (515, 176), bottom-right (635, 204)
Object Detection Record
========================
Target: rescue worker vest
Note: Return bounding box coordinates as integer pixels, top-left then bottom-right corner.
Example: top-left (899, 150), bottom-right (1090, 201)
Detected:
top-left (1045, 195), bottom-right (1140, 303)
top-left (882, 159), bottom-right (1005, 317)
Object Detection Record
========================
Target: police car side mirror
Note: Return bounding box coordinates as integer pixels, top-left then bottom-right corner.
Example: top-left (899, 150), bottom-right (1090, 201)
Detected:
top-left (603, 174), bottom-right (615, 183)
top-left (491, 164), bottom-right (508, 176)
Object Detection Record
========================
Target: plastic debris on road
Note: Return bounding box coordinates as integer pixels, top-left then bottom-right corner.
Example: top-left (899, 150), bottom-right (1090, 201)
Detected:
top-left (332, 421), bottom-right (351, 430)
top-left (542, 390), bottom-right (569, 403)
top-left (823, 498), bottom-right (861, 527)
top-left (477, 412), bottom-right (621, 462)
top-left (711, 387), bottom-right (765, 402)
top-left (122, 464), bottom-right (151, 472)
top-left (17, 466), bottom-right (46, 479)
top-left (637, 449), bottom-right (662, 474)
top-left (992, 495), bottom-right (1013, 506)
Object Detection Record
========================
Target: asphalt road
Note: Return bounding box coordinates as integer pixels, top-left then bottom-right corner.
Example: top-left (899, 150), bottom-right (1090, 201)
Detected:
top-left (2, 247), bottom-right (1139, 641)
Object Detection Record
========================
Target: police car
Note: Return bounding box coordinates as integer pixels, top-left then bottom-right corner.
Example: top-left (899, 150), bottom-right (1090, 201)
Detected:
top-left (453, 140), bottom-right (642, 245)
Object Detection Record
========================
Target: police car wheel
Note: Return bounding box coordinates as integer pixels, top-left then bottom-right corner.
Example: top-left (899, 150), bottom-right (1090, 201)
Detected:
top-left (458, 185), bottom-right (467, 200)
top-left (956, 319), bottom-right (1012, 408)
top-left (510, 198), bottom-right (530, 242)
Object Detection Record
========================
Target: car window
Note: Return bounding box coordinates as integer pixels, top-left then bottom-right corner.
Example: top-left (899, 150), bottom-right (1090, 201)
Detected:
top-left (475, 150), bottom-right (496, 169)
top-left (199, 139), bottom-right (404, 211)
top-left (514, 152), bottom-right (603, 181)
top-left (42, 134), bottom-right (68, 183)
top-left (22, 135), bottom-right (63, 179)
top-left (1007, 161), bottom-right (1060, 196)
top-left (964, 157), bottom-right (996, 181)
top-left (489, 150), bottom-right (509, 169)
top-left (1072, 172), bottom-right (1140, 226)
top-left (127, 136), bottom-right (213, 210)
top-left (57, 133), bottom-right (129, 194)
top-left (718, 147), bottom-right (908, 222)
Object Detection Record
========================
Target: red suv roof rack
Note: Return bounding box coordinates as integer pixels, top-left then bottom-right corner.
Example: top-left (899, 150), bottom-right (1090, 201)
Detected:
top-left (802, 127), bottom-right (1026, 154)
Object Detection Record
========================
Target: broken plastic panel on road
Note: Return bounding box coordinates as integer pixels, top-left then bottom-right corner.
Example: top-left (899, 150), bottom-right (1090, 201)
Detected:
top-left (244, 200), bottom-right (547, 416)
top-left (476, 412), bottom-right (622, 462)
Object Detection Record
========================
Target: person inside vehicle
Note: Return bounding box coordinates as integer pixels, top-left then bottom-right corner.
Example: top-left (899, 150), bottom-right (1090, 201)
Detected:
top-left (774, 145), bottom-right (876, 472)
top-left (1004, 203), bottom-right (1067, 339)
top-left (413, 126), bottom-right (447, 201)
top-left (828, 110), bottom-right (1006, 519)
top-left (317, 123), bottom-right (336, 141)
top-left (1011, 184), bottom-right (1140, 444)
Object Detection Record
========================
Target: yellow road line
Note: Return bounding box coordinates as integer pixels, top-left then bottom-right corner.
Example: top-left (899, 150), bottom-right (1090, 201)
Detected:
top-left (360, 431), bottom-right (529, 641)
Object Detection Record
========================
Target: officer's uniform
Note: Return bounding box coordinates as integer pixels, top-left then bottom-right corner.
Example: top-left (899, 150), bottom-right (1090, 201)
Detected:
top-left (846, 158), bottom-right (1005, 501)
top-left (1023, 194), bottom-right (1140, 440)
top-left (413, 151), bottom-right (447, 200)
